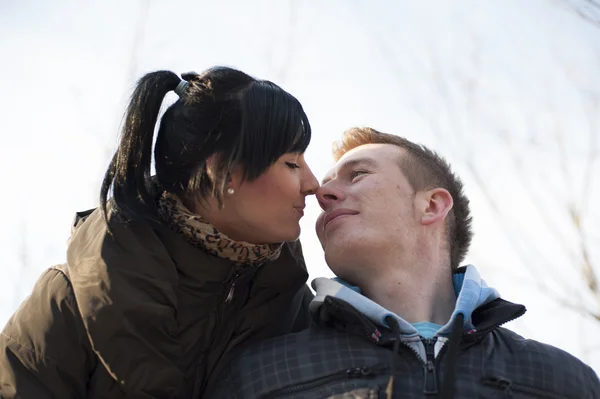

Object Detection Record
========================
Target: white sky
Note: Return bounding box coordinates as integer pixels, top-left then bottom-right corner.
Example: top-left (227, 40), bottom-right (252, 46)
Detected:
top-left (1, 0), bottom-right (599, 372)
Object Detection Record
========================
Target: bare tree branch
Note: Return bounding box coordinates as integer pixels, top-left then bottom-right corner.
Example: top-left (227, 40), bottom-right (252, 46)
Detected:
top-left (561, 0), bottom-right (600, 27)
top-left (353, 0), bottom-right (600, 324)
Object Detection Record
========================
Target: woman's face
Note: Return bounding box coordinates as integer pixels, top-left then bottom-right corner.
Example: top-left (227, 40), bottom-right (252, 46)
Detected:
top-left (215, 153), bottom-right (319, 244)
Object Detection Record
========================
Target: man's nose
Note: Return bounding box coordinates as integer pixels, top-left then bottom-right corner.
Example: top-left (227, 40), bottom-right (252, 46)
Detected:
top-left (316, 183), bottom-right (341, 211)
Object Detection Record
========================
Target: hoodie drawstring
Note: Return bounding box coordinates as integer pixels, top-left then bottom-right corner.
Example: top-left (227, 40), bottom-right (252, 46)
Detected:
top-left (440, 313), bottom-right (465, 399)
top-left (385, 317), bottom-right (401, 399)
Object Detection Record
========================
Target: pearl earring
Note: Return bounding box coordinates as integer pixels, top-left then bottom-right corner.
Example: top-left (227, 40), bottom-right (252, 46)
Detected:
top-left (227, 188), bottom-right (235, 195)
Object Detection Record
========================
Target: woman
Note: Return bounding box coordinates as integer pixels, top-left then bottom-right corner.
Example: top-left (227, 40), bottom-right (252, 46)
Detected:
top-left (0, 67), bottom-right (319, 398)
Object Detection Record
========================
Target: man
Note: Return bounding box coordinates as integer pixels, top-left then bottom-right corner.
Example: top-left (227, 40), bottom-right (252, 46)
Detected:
top-left (212, 128), bottom-right (600, 398)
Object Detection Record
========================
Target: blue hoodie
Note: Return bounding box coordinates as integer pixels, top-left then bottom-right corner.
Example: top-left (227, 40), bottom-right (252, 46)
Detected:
top-left (309, 265), bottom-right (499, 362)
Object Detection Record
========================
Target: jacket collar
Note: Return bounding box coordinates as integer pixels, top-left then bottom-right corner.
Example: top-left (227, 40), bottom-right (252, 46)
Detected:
top-left (310, 265), bottom-right (524, 343)
top-left (316, 295), bottom-right (525, 345)
top-left (311, 265), bottom-right (501, 338)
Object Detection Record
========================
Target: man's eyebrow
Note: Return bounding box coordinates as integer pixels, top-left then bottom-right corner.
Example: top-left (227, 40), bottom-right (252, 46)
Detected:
top-left (321, 157), bottom-right (378, 184)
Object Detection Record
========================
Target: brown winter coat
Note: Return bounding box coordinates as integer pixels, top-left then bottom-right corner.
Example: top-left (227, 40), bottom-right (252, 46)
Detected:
top-left (0, 208), bottom-right (312, 398)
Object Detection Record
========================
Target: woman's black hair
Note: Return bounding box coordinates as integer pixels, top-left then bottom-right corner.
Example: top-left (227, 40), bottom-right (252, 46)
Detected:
top-left (100, 66), bottom-right (311, 223)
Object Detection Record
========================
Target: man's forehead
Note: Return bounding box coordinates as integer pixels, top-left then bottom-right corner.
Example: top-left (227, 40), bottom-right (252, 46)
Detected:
top-left (322, 144), bottom-right (403, 183)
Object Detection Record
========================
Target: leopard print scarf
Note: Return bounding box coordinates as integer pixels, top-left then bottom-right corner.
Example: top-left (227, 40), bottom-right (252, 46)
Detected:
top-left (157, 192), bottom-right (283, 265)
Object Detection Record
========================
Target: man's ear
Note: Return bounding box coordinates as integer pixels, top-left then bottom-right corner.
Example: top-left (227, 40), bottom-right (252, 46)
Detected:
top-left (420, 188), bottom-right (453, 226)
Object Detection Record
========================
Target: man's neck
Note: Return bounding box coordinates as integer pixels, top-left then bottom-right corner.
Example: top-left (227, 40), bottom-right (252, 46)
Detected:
top-left (359, 254), bottom-right (457, 325)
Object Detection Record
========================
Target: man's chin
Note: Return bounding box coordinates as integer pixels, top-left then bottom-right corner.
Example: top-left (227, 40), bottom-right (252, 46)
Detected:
top-left (324, 243), bottom-right (364, 270)
top-left (324, 234), bottom-right (365, 251)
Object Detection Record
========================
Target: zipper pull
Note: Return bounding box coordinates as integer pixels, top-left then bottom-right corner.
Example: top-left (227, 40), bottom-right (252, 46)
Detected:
top-left (225, 282), bottom-right (235, 303)
top-left (225, 272), bottom-right (240, 303)
top-left (423, 339), bottom-right (438, 395)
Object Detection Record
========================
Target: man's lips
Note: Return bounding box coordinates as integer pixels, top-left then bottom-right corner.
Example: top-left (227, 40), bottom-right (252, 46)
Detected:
top-left (323, 208), bottom-right (359, 227)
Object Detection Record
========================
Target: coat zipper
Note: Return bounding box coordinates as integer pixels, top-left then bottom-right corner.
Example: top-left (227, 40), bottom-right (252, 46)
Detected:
top-left (225, 262), bottom-right (252, 304)
top-left (316, 298), bottom-right (526, 398)
top-left (225, 271), bottom-right (240, 303)
top-left (423, 338), bottom-right (439, 395)
top-left (387, 337), bottom-right (444, 395)
top-left (482, 377), bottom-right (568, 399)
top-left (225, 263), bottom-right (260, 304)
top-left (263, 366), bottom-right (378, 399)
top-left (191, 267), bottom-right (245, 398)
top-left (385, 310), bottom-right (524, 397)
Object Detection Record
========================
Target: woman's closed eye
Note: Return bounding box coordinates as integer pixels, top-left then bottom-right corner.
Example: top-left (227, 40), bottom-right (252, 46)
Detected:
top-left (285, 162), bottom-right (300, 169)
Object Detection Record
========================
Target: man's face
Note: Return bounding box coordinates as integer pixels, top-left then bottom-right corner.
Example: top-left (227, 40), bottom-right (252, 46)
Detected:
top-left (315, 144), bottom-right (421, 282)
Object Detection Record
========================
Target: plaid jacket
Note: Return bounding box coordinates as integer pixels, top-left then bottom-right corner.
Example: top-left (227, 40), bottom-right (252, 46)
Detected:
top-left (211, 296), bottom-right (600, 398)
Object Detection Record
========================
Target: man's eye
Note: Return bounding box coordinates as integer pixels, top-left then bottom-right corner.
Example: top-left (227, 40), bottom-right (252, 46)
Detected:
top-left (350, 170), bottom-right (367, 179)
top-left (286, 162), bottom-right (300, 169)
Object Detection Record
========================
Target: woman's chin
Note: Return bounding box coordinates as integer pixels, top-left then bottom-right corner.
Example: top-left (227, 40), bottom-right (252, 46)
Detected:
top-left (279, 226), bottom-right (301, 243)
